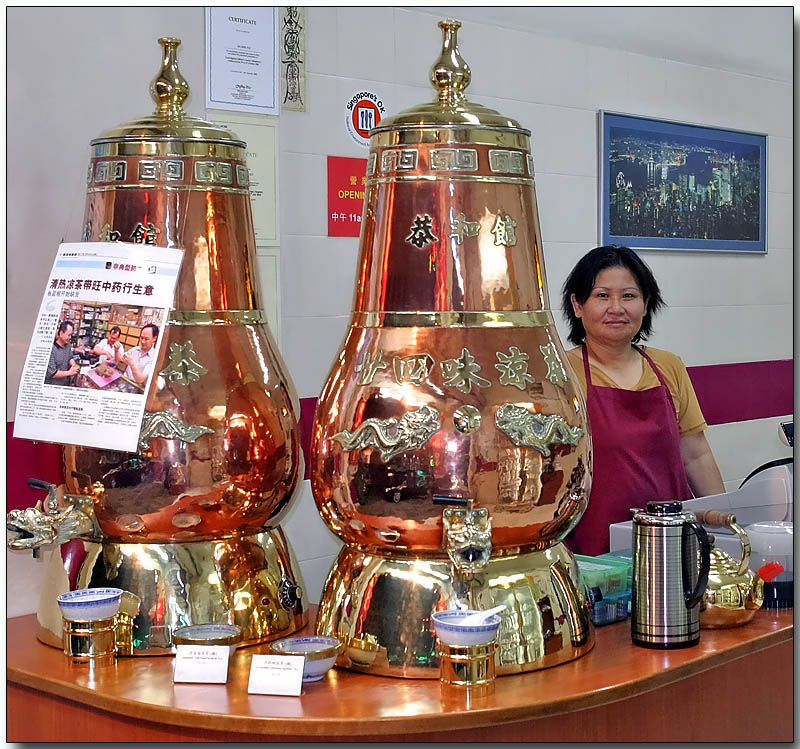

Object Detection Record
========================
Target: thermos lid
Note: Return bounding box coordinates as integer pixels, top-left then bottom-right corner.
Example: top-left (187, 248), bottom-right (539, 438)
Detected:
top-left (645, 501), bottom-right (684, 515)
top-left (634, 501), bottom-right (697, 526)
top-left (92, 37), bottom-right (245, 147)
top-left (370, 19), bottom-right (530, 138)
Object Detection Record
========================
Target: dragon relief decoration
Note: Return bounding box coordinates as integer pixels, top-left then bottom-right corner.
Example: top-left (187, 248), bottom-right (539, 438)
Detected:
top-left (495, 404), bottom-right (584, 456)
top-left (7, 492), bottom-right (100, 550)
top-left (332, 405), bottom-right (441, 462)
top-left (138, 411), bottom-right (215, 452)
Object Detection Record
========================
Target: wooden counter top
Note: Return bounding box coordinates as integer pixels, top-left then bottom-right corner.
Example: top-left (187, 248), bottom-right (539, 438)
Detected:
top-left (7, 609), bottom-right (793, 742)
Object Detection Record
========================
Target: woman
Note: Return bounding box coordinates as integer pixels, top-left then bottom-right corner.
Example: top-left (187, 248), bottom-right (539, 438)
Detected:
top-left (561, 246), bottom-right (724, 556)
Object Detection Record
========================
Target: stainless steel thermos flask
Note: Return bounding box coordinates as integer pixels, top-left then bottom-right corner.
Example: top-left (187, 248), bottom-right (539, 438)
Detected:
top-left (631, 501), bottom-right (712, 648)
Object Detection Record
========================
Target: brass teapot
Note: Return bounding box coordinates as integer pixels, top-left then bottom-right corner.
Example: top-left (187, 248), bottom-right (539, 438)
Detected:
top-left (696, 510), bottom-right (765, 628)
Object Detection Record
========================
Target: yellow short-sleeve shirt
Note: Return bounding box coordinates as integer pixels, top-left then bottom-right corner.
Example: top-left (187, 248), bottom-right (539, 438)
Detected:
top-left (565, 346), bottom-right (707, 437)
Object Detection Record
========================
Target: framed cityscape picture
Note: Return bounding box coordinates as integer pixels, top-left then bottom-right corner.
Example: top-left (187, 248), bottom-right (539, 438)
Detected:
top-left (599, 112), bottom-right (767, 253)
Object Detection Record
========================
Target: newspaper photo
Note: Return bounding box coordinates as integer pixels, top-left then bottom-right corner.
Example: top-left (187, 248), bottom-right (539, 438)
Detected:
top-left (14, 242), bottom-right (183, 452)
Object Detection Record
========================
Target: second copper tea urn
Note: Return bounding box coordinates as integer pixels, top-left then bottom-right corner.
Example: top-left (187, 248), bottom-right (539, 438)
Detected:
top-left (8, 39), bottom-right (308, 653)
top-left (312, 21), bottom-right (594, 677)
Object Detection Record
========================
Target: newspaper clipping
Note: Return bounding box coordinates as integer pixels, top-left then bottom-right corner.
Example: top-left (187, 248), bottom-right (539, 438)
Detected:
top-left (14, 242), bottom-right (183, 452)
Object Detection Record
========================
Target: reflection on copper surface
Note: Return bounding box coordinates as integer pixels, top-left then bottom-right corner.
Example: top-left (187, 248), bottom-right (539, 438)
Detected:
top-left (312, 325), bottom-right (589, 552)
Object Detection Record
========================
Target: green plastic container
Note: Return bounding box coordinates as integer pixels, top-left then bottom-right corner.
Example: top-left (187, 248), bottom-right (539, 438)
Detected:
top-left (598, 551), bottom-right (633, 592)
top-left (574, 554), bottom-right (630, 597)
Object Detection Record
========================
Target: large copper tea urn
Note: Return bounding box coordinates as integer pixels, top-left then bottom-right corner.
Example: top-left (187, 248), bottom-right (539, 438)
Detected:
top-left (8, 39), bottom-right (307, 653)
top-left (311, 21), bottom-right (594, 677)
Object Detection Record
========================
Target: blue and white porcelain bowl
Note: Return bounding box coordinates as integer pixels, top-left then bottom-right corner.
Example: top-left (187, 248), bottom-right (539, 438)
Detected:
top-left (172, 624), bottom-right (242, 656)
top-left (431, 610), bottom-right (502, 647)
top-left (270, 635), bottom-right (342, 681)
top-left (57, 588), bottom-right (123, 621)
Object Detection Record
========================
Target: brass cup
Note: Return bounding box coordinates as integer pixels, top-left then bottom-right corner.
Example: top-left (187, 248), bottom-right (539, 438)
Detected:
top-left (114, 590), bottom-right (142, 657)
top-left (114, 611), bottom-right (136, 656)
top-left (437, 640), bottom-right (497, 688)
top-left (62, 616), bottom-right (117, 667)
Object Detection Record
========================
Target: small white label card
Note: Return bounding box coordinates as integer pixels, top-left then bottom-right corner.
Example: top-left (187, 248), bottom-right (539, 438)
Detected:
top-left (247, 654), bottom-right (305, 696)
top-left (173, 645), bottom-right (230, 684)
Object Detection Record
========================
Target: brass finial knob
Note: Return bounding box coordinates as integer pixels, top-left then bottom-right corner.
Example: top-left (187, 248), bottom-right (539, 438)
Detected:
top-left (429, 19), bottom-right (471, 106)
top-left (150, 37), bottom-right (189, 118)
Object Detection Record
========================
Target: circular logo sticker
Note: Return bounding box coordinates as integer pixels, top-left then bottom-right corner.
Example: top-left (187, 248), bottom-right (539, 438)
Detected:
top-left (345, 91), bottom-right (386, 147)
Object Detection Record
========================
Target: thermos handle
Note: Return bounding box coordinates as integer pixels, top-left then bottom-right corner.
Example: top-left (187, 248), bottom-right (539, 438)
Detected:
top-left (682, 520), bottom-right (711, 609)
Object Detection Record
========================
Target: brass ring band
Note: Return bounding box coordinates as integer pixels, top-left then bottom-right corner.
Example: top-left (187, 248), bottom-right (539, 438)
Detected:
top-left (88, 184), bottom-right (251, 195)
top-left (370, 127), bottom-right (531, 149)
top-left (366, 174), bottom-right (534, 186)
top-left (353, 310), bottom-right (553, 328)
top-left (91, 141), bottom-right (246, 159)
top-left (168, 309), bottom-right (268, 326)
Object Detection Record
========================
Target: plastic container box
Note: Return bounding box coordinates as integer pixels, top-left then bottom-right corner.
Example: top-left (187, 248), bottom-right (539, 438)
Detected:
top-left (589, 591), bottom-right (630, 626)
top-left (574, 554), bottom-right (630, 597)
top-left (598, 551), bottom-right (633, 591)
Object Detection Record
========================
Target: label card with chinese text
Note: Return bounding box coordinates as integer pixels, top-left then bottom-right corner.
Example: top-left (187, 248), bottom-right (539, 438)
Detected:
top-left (173, 645), bottom-right (230, 684)
top-left (328, 155), bottom-right (368, 237)
top-left (13, 242), bottom-right (183, 452)
top-left (247, 654), bottom-right (305, 696)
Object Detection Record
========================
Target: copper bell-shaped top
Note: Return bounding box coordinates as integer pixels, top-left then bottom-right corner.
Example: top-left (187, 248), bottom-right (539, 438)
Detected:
top-left (69, 37), bottom-right (304, 543)
top-left (311, 20), bottom-right (591, 553)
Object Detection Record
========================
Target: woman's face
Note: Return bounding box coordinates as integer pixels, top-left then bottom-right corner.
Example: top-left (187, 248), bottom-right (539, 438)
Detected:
top-left (571, 265), bottom-right (646, 346)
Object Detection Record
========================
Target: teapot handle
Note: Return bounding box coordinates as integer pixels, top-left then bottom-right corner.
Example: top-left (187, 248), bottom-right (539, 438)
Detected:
top-left (730, 519), bottom-right (752, 576)
top-left (682, 520), bottom-right (711, 609)
top-left (694, 510), bottom-right (751, 576)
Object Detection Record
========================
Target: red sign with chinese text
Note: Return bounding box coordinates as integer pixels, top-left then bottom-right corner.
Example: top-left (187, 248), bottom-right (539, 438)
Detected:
top-left (327, 155), bottom-right (368, 237)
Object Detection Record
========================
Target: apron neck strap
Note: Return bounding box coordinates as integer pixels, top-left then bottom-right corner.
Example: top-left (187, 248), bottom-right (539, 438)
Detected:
top-left (634, 345), bottom-right (669, 388)
top-left (581, 344), bottom-right (593, 385)
top-left (582, 343), bottom-right (668, 389)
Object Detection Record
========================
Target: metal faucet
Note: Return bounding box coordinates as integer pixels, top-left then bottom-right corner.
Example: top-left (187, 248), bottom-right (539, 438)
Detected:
top-left (7, 478), bottom-right (101, 557)
top-left (436, 495), bottom-right (493, 608)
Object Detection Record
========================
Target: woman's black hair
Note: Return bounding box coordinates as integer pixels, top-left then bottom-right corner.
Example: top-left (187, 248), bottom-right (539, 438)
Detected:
top-left (560, 245), bottom-right (664, 346)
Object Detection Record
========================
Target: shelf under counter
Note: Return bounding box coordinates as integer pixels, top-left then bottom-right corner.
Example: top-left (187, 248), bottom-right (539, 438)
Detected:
top-left (6, 607), bottom-right (793, 742)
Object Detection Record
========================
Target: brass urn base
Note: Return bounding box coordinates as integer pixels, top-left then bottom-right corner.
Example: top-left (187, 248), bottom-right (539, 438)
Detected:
top-left (315, 542), bottom-right (594, 678)
top-left (35, 528), bottom-right (308, 655)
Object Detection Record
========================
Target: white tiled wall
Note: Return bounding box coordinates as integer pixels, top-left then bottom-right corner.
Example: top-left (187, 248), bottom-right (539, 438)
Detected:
top-left (707, 416), bottom-right (793, 491)
top-left (280, 481), bottom-right (343, 603)
top-left (5, 8), bottom-right (793, 614)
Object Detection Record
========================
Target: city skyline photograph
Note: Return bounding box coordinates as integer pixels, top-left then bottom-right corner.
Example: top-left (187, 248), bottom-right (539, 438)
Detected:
top-left (600, 112), bottom-right (766, 253)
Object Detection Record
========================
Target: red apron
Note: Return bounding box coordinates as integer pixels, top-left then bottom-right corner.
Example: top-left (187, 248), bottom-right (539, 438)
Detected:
top-left (567, 345), bottom-right (693, 556)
